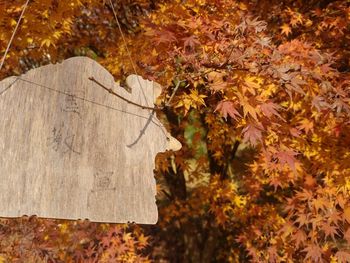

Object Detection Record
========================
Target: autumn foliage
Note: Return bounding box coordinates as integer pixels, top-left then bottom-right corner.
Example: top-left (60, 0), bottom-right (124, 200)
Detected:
top-left (0, 0), bottom-right (350, 262)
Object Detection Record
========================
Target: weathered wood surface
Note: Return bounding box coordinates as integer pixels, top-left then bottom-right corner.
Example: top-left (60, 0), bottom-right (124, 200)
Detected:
top-left (0, 57), bottom-right (180, 224)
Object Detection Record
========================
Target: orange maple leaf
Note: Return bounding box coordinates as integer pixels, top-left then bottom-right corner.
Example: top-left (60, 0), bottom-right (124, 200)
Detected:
top-left (280, 23), bottom-right (292, 36)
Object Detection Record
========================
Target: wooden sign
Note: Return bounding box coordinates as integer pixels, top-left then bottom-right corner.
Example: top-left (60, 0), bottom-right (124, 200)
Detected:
top-left (0, 57), bottom-right (181, 224)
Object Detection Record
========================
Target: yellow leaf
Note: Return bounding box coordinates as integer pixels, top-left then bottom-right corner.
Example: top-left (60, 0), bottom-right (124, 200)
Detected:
top-left (42, 10), bottom-right (49, 19)
top-left (330, 255), bottom-right (338, 263)
top-left (176, 89), bottom-right (206, 114)
top-left (189, 89), bottom-right (206, 105)
top-left (10, 19), bottom-right (17, 27)
top-left (261, 83), bottom-right (277, 99)
top-left (40, 38), bottom-right (55, 48)
top-left (234, 195), bottom-right (247, 208)
top-left (305, 19), bottom-right (313, 27)
top-left (53, 31), bottom-right (62, 39)
top-left (58, 223), bottom-right (68, 233)
top-left (238, 3), bottom-right (247, 10)
top-left (280, 23), bottom-right (292, 36)
top-left (236, 92), bottom-right (259, 121)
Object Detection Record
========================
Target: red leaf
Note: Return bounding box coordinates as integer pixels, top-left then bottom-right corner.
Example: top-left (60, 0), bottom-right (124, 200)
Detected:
top-left (260, 102), bottom-right (283, 120)
top-left (290, 127), bottom-right (301, 137)
top-left (182, 35), bottom-right (200, 49)
top-left (148, 28), bottom-right (177, 45)
top-left (321, 223), bottom-right (338, 241)
top-left (215, 100), bottom-right (241, 120)
top-left (303, 244), bottom-right (323, 262)
top-left (268, 246), bottom-right (278, 263)
top-left (242, 123), bottom-right (263, 146)
top-left (312, 197), bottom-right (329, 213)
top-left (275, 149), bottom-right (298, 172)
top-left (295, 214), bottom-right (309, 228)
top-left (293, 229), bottom-right (307, 248)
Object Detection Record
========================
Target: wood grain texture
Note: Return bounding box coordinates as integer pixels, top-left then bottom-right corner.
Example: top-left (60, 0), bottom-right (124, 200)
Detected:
top-left (0, 57), bottom-right (180, 224)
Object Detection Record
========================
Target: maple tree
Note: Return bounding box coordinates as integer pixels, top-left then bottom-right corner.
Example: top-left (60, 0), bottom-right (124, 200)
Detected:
top-left (1, 0), bottom-right (350, 262)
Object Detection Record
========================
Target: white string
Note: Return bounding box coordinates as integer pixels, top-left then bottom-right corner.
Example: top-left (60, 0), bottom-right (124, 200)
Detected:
top-left (0, 0), bottom-right (168, 140)
top-left (107, 0), bottom-right (151, 107)
top-left (0, 0), bottom-right (30, 71)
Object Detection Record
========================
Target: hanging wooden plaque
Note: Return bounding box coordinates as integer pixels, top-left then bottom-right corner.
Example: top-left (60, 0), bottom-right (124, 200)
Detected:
top-left (0, 57), bottom-right (180, 224)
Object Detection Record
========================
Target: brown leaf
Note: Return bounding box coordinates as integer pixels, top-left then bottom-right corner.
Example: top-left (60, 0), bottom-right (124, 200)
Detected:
top-left (312, 96), bottom-right (330, 112)
top-left (207, 71), bottom-right (227, 91)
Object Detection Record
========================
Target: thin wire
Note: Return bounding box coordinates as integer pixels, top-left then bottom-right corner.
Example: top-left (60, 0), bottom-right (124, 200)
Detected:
top-left (0, 0), bottom-right (30, 71)
top-left (107, 0), bottom-right (150, 107)
top-left (89, 76), bottom-right (157, 110)
top-left (0, 1), bottom-right (169, 140)
top-left (88, 76), bottom-right (169, 140)
top-left (10, 77), bottom-right (162, 125)
top-left (0, 77), bottom-right (18, 96)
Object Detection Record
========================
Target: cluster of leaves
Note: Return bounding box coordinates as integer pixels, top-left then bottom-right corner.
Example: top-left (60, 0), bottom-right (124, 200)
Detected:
top-left (247, 0), bottom-right (350, 72)
top-left (0, 217), bottom-right (150, 262)
top-left (0, 0), bottom-right (153, 78)
top-left (1, 0), bottom-right (350, 262)
top-left (131, 0), bottom-right (350, 261)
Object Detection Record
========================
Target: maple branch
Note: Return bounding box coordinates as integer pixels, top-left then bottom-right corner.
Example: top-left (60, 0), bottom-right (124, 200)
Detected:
top-left (201, 61), bottom-right (249, 71)
top-left (162, 107), bottom-right (187, 200)
top-left (166, 79), bottom-right (184, 107)
top-left (88, 76), bottom-right (159, 111)
top-left (162, 189), bottom-right (173, 200)
top-left (200, 45), bottom-right (246, 71)
top-left (224, 45), bottom-right (235, 65)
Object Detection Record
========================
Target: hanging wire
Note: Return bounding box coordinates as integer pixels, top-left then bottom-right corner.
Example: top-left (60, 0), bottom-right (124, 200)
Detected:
top-left (0, 0), bottom-right (30, 71)
top-left (107, 0), bottom-right (151, 107)
top-left (89, 76), bottom-right (157, 110)
top-left (0, 0), bottom-right (170, 141)
top-left (1, 76), bottom-right (163, 125)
